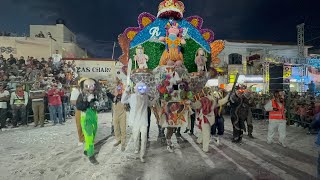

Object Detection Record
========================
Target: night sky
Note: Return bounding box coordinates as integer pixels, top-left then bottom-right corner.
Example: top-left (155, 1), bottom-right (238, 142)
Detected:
top-left (1, 0), bottom-right (320, 57)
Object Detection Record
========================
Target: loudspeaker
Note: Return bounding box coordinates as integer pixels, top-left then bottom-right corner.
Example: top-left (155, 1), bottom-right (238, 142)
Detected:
top-left (269, 64), bottom-right (283, 91)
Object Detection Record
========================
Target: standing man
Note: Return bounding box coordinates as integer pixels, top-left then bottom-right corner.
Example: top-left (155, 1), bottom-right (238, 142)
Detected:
top-left (264, 91), bottom-right (287, 147)
top-left (29, 82), bottom-right (46, 127)
top-left (52, 50), bottom-right (62, 70)
top-left (47, 83), bottom-right (64, 125)
top-left (70, 85), bottom-right (84, 145)
top-left (10, 84), bottom-right (29, 127)
top-left (111, 81), bottom-right (127, 151)
top-left (0, 83), bottom-right (10, 129)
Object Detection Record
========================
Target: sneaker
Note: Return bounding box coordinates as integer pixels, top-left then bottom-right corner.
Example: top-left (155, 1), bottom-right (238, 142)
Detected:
top-left (248, 134), bottom-right (255, 139)
top-left (53, 123), bottom-right (57, 126)
top-left (140, 157), bottom-right (145, 163)
top-left (167, 145), bottom-right (174, 153)
top-left (267, 140), bottom-right (273, 145)
top-left (89, 156), bottom-right (99, 165)
top-left (113, 141), bottom-right (121, 147)
top-left (59, 123), bottom-right (64, 125)
top-left (34, 124), bottom-right (38, 127)
top-left (214, 137), bottom-right (220, 146)
top-left (232, 138), bottom-right (241, 144)
top-left (40, 125), bottom-right (44, 127)
top-left (121, 145), bottom-right (126, 152)
top-left (84, 151), bottom-right (87, 156)
top-left (279, 142), bottom-right (287, 148)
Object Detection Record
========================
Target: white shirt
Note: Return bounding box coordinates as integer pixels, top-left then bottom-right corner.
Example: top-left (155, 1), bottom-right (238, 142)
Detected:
top-left (10, 91), bottom-right (28, 106)
top-left (52, 54), bottom-right (62, 64)
top-left (70, 88), bottom-right (80, 101)
top-left (122, 92), bottom-right (152, 128)
top-left (0, 90), bottom-right (10, 109)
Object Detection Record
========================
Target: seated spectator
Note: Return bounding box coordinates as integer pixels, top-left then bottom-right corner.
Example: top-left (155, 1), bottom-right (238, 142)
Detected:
top-left (18, 56), bottom-right (25, 66)
top-left (10, 84), bottom-right (28, 127)
top-left (7, 54), bottom-right (17, 65)
top-left (0, 83), bottom-right (10, 129)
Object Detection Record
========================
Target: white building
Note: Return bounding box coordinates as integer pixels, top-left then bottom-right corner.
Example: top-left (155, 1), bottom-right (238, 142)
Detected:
top-left (0, 23), bottom-right (87, 59)
top-left (216, 40), bottom-right (312, 92)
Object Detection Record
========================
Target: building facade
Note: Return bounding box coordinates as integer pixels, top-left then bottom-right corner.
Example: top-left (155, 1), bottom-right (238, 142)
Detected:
top-left (0, 24), bottom-right (87, 59)
top-left (216, 40), bottom-right (311, 92)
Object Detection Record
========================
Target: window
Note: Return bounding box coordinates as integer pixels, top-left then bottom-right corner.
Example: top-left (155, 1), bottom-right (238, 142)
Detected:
top-left (228, 53), bottom-right (242, 64)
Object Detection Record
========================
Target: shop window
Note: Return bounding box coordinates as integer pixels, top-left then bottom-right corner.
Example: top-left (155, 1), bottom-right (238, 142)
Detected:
top-left (229, 53), bottom-right (242, 65)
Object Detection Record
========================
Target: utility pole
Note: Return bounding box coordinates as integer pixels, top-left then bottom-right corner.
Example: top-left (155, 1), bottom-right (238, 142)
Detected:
top-left (297, 23), bottom-right (305, 93)
top-left (112, 42), bottom-right (116, 60)
top-left (297, 23), bottom-right (305, 63)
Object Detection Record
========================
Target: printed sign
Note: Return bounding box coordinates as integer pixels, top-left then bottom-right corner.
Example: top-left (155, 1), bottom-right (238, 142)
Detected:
top-left (66, 59), bottom-right (115, 80)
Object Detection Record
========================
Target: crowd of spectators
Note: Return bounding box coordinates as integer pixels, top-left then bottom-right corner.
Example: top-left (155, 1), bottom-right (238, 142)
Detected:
top-left (0, 50), bottom-right (79, 90)
top-left (0, 50), bottom-right (80, 129)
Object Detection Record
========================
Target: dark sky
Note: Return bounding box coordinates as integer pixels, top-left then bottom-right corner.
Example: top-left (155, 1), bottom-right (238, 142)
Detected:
top-left (1, 0), bottom-right (320, 57)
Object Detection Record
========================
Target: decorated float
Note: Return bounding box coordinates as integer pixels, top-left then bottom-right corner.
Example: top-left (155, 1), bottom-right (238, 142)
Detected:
top-left (118, 0), bottom-right (225, 128)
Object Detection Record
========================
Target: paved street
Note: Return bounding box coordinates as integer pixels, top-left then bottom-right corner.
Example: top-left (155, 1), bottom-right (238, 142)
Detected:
top-left (0, 113), bottom-right (317, 180)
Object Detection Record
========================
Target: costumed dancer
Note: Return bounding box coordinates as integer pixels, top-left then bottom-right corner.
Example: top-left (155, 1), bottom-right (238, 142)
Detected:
top-left (109, 79), bottom-right (127, 151)
top-left (229, 89), bottom-right (245, 143)
top-left (76, 78), bottom-right (100, 164)
top-left (242, 90), bottom-right (255, 138)
top-left (264, 91), bottom-right (287, 148)
top-left (121, 82), bottom-right (156, 163)
top-left (193, 92), bottom-right (229, 152)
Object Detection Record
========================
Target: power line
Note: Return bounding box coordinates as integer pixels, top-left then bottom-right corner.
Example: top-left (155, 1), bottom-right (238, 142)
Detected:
top-left (305, 35), bottom-right (320, 43)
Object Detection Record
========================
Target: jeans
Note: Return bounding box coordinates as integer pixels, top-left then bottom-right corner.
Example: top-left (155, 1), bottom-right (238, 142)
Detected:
top-left (211, 116), bottom-right (224, 136)
top-left (63, 103), bottom-right (70, 121)
top-left (12, 105), bottom-right (27, 126)
top-left (0, 108), bottom-right (7, 128)
top-left (49, 105), bottom-right (63, 124)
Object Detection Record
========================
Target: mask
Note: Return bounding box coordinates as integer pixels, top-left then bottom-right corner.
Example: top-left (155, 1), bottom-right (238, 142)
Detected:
top-left (83, 79), bottom-right (96, 94)
top-left (168, 33), bottom-right (177, 40)
top-left (136, 83), bottom-right (148, 95)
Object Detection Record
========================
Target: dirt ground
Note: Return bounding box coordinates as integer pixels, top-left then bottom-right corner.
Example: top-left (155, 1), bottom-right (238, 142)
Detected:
top-left (0, 112), bottom-right (317, 180)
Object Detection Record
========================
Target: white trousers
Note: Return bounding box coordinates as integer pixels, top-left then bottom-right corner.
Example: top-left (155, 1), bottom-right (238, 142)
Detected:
top-left (197, 123), bottom-right (211, 152)
top-left (133, 126), bottom-right (148, 158)
top-left (267, 120), bottom-right (286, 144)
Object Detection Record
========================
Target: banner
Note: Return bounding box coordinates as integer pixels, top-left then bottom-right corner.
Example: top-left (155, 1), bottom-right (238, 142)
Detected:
top-left (65, 59), bottom-right (115, 80)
